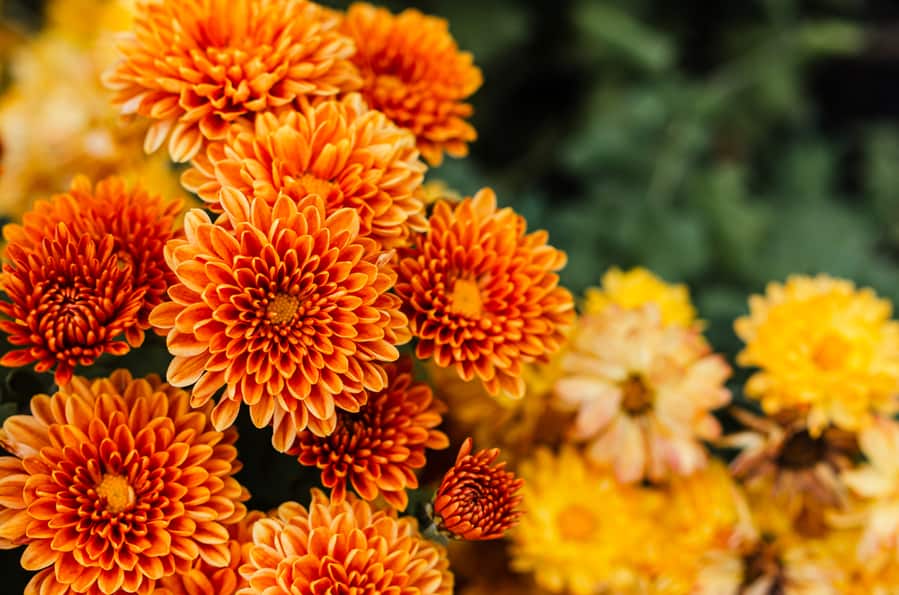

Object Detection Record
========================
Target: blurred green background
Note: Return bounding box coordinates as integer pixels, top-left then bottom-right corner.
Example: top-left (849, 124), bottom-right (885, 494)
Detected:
top-left (3, 0), bottom-right (899, 590)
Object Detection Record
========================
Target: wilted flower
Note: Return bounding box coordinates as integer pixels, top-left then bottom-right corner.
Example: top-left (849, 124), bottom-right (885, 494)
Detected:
top-left (432, 437), bottom-right (523, 541)
top-left (291, 358), bottom-right (449, 510)
top-left (238, 490), bottom-right (453, 594)
top-left (105, 0), bottom-right (361, 161)
top-left (0, 370), bottom-right (248, 595)
top-left (555, 305), bottom-right (730, 483)
top-left (150, 191), bottom-right (409, 451)
top-left (735, 274), bottom-right (899, 434)
top-left (341, 3), bottom-right (482, 165)
top-left (725, 408), bottom-right (858, 536)
top-left (396, 189), bottom-right (574, 398)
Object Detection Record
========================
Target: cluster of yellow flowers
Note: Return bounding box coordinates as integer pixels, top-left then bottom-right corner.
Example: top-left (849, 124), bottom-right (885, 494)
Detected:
top-left (442, 267), bottom-right (899, 594)
top-left (0, 1), bottom-right (898, 594)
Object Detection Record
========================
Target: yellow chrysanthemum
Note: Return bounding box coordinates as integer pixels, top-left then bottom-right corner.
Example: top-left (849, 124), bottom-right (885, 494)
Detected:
top-left (0, 30), bottom-right (185, 218)
top-left (735, 275), bottom-right (899, 435)
top-left (644, 462), bottom-right (751, 594)
top-left (509, 447), bottom-right (661, 594)
top-left (583, 266), bottom-right (698, 328)
top-left (47, 0), bottom-right (136, 49)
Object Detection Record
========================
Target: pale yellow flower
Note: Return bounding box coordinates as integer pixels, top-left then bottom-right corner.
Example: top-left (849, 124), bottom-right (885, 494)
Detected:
top-left (583, 266), bottom-right (698, 328)
top-left (693, 486), bottom-right (844, 595)
top-left (735, 275), bottom-right (899, 435)
top-left (841, 416), bottom-right (899, 562)
top-left (555, 305), bottom-right (730, 483)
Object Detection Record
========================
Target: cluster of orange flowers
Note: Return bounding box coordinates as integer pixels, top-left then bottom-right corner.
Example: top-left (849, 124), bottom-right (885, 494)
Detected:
top-left (0, 1), bottom-right (564, 593)
top-left (6, 2), bottom-right (899, 595)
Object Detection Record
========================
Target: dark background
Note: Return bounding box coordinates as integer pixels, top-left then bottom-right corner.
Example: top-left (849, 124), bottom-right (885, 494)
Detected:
top-left (4, 0), bottom-right (899, 591)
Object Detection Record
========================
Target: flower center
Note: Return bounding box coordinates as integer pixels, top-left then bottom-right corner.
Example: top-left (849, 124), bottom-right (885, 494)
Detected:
top-left (811, 333), bottom-right (849, 371)
top-left (449, 278), bottom-right (484, 317)
top-left (267, 293), bottom-right (300, 324)
top-left (620, 374), bottom-right (653, 415)
top-left (294, 174), bottom-right (340, 201)
top-left (741, 540), bottom-right (784, 590)
top-left (96, 474), bottom-right (135, 514)
top-left (777, 430), bottom-right (828, 470)
top-left (555, 504), bottom-right (597, 542)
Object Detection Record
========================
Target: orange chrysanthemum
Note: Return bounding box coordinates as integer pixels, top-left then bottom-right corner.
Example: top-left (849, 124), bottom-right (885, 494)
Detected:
top-left (341, 3), bottom-right (482, 166)
top-left (238, 490), bottom-right (453, 594)
top-left (0, 370), bottom-right (248, 595)
top-left (432, 438), bottom-right (523, 541)
top-left (3, 175), bottom-right (181, 346)
top-left (149, 190), bottom-right (409, 452)
top-left (396, 188), bottom-right (574, 398)
top-left (154, 511), bottom-right (265, 595)
top-left (181, 94), bottom-right (426, 248)
top-left (0, 225), bottom-right (144, 384)
top-left (104, 0), bottom-right (361, 162)
top-left (291, 358), bottom-right (449, 510)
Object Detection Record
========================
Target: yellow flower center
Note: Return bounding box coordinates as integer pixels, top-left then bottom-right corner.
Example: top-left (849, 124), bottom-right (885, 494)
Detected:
top-left (620, 374), bottom-right (653, 415)
top-left (267, 293), bottom-right (300, 324)
top-left (96, 474), bottom-right (135, 514)
top-left (812, 333), bottom-right (850, 371)
top-left (555, 504), bottom-right (597, 542)
top-left (294, 174), bottom-right (339, 200)
top-left (450, 278), bottom-right (484, 317)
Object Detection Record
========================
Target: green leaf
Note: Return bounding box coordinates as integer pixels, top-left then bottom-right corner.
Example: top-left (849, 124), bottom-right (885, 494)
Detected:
top-left (573, 1), bottom-right (675, 73)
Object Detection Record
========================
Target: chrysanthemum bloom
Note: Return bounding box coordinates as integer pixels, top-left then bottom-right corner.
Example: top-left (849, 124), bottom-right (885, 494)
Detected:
top-left (291, 358), bottom-right (449, 510)
top-left (154, 510), bottom-right (265, 595)
top-left (104, 0), bottom-right (361, 162)
top-left (583, 266), bottom-right (698, 328)
top-left (841, 416), bottom-right (899, 561)
top-left (0, 225), bottom-right (145, 384)
top-left (554, 305), bottom-right (731, 483)
top-left (432, 437), bottom-right (523, 541)
top-left (0, 458), bottom-right (29, 548)
top-left (150, 191), bottom-right (409, 451)
top-left (238, 489), bottom-right (453, 594)
top-left (396, 189), bottom-right (574, 398)
top-left (509, 447), bottom-right (660, 595)
top-left (735, 274), bottom-right (899, 435)
top-left (3, 175), bottom-right (182, 346)
top-left (646, 462), bottom-right (753, 592)
top-left (694, 538), bottom-right (840, 595)
top-left (341, 3), bottom-right (482, 166)
top-left (725, 408), bottom-right (858, 536)
top-left (181, 94), bottom-right (426, 248)
top-left (693, 492), bottom-right (842, 595)
top-left (0, 370), bottom-right (249, 595)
